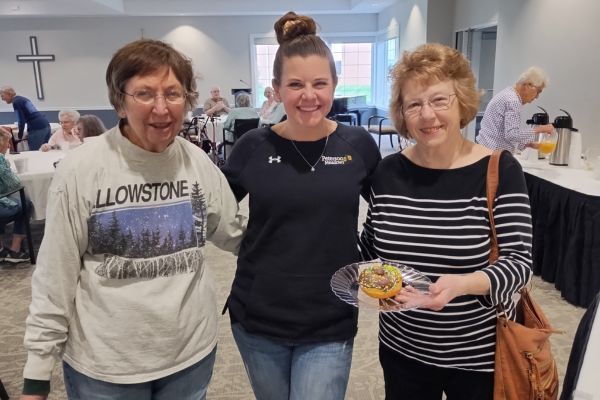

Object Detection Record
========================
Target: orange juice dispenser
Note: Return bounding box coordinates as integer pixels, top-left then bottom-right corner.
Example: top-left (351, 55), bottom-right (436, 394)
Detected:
top-left (549, 109), bottom-right (578, 166)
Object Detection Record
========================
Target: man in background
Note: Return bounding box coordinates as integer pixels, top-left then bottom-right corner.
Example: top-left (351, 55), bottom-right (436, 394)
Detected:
top-left (203, 86), bottom-right (230, 117)
top-left (0, 86), bottom-right (51, 151)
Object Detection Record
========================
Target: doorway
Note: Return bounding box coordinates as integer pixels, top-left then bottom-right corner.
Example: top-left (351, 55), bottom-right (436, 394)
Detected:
top-left (455, 25), bottom-right (497, 140)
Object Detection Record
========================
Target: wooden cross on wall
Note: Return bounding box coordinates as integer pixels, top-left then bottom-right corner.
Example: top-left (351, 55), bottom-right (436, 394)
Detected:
top-left (16, 36), bottom-right (55, 100)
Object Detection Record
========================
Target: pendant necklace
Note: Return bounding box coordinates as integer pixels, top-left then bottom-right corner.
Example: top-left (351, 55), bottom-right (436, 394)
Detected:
top-left (290, 134), bottom-right (329, 172)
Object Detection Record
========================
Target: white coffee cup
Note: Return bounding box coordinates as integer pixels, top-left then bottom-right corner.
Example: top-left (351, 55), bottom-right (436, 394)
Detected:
top-left (13, 158), bottom-right (28, 173)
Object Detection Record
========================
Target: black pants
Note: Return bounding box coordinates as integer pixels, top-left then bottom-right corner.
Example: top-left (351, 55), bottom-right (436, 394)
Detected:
top-left (379, 345), bottom-right (494, 400)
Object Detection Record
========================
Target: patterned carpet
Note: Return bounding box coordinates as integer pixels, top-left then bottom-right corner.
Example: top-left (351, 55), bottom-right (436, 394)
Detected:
top-left (0, 198), bottom-right (588, 400)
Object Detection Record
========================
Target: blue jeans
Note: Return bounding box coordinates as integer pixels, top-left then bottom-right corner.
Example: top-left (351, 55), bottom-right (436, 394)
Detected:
top-left (231, 323), bottom-right (353, 400)
top-left (26, 125), bottom-right (51, 151)
top-left (62, 347), bottom-right (216, 400)
top-left (0, 196), bottom-right (33, 235)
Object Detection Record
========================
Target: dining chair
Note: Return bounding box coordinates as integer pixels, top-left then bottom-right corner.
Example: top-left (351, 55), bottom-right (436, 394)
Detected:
top-left (222, 118), bottom-right (260, 161)
top-left (333, 113), bottom-right (357, 126)
top-left (0, 185), bottom-right (36, 265)
top-left (366, 115), bottom-right (398, 149)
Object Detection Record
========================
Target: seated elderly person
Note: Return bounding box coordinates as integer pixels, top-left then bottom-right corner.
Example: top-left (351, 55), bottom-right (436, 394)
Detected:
top-left (258, 86), bottom-right (280, 125)
top-left (223, 92), bottom-right (259, 140)
top-left (263, 101), bottom-right (286, 126)
top-left (73, 114), bottom-right (107, 143)
top-left (220, 92), bottom-right (258, 158)
top-left (0, 126), bottom-right (13, 152)
top-left (40, 109), bottom-right (81, 151)
top-left (0, 129), bottom-right (32, 263)
top-left (203, 86), bottom-right (231, 117)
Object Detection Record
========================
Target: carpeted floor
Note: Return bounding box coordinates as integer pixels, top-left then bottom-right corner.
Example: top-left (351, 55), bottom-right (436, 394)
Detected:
top-left (0, 205), bottom-right (587, 400)
top-left (0, 142), bottom-right (589, 398)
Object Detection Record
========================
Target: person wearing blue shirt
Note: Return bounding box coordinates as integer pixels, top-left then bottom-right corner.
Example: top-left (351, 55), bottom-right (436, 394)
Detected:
top-left (1, 86), bottom-right (51, 151)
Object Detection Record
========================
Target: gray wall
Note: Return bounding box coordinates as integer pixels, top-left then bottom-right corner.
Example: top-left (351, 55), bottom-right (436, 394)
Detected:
top-left (426, 0), bottom-right (455, 46)
top-left (453, 0), bottom-right (600, 150)
top-left (0, 13), bottom-right (377, 125)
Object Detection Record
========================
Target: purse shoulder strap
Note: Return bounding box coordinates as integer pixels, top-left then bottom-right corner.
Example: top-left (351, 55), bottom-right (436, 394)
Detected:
top-left (486, 150), bottom-right (503, 264)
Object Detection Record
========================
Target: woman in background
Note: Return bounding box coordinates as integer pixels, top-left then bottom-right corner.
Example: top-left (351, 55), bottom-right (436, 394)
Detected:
top-left (360, 43), bottom-right (532, 400)
top-left (73, 114), bottom-right (107, 142)
top-left (258, 86), bottom-right (280, 125)
top-left (0, 129), bottom-right (32, 263)
top-left (222, 11), bottom-right (380, 400)
top-left (40, 109), bottom-right (81, 151)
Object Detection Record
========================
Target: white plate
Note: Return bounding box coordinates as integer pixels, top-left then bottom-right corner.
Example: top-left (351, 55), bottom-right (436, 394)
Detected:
top-left (330, 260), bottom-right (431, 312)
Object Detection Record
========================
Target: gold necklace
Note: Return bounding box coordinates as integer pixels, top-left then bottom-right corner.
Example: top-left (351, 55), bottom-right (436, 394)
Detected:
top-left (290, 135), bottom-right (329, 172)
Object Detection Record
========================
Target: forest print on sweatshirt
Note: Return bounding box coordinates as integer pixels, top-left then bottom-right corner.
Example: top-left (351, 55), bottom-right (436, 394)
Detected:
top-left (88, 180), bottom-right (208, 279)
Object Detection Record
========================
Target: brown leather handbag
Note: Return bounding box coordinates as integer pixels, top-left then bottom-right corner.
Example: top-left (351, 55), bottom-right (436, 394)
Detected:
top-left (486, 151), bottom-right (560, 400)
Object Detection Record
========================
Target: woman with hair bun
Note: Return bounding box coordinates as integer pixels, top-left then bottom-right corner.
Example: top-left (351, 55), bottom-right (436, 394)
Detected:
top-left (222, 11), bottom-right (381, 400)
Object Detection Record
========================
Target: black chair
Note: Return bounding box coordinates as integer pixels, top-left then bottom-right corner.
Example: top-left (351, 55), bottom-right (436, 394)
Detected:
top-left (0, 378), bottom-right (8, 400)
top-left (333, 113), bottom-right (357, 125)
top-left (222, 118), bottom-right (260, 160)
top-left (366, 115), bottom-right (398, 149)
top-left (0, 185), bottom-right (36, 265)
top-left (560, 292), bottom-right (600, 400)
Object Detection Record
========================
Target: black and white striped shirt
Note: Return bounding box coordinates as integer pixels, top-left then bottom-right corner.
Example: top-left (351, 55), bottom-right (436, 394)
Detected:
top-left (360, 152), bottom-right (532, 371)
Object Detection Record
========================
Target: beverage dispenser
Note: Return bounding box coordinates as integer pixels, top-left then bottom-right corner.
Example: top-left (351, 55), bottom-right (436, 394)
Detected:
top-left (549, 109), bottom-right (578, 166)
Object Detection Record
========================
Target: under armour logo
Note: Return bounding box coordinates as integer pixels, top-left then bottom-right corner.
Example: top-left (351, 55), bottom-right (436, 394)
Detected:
top-left (268, 156), bottom-right (281, 164)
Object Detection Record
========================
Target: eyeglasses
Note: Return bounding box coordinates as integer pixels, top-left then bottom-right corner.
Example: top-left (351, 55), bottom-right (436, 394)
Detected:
top-left (59, 120), bottom-right (75, 125)
top-left (121, 89), bottom-right (188, 105)
top-left (401, 93), bottom-right (457, 117)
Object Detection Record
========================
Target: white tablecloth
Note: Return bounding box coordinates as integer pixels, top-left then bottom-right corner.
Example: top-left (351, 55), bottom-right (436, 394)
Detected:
top-left (7, 150), bottom-right (66, 220)
top-left (515, 154), bottom-right (600, 197)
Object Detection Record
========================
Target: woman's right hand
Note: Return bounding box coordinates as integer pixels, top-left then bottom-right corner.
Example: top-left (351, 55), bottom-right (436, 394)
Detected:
top-left (39, 143), bottom-right (50, 152)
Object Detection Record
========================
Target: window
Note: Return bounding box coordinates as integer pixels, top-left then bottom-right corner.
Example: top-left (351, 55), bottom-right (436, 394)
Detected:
top-left (372, 34), bottom-right (398, 109)
top-left (331, 42), bottom-right (372, 102)
top-left (251, 36), bottom-right (375, 106)
top-left (383, 37), bottom-right (398, 105)
top-left (254, 44), bottom-right (279, 107)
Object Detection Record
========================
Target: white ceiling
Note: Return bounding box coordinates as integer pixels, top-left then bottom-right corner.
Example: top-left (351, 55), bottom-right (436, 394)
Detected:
top-left (0, 0), bottom-right (397, 17)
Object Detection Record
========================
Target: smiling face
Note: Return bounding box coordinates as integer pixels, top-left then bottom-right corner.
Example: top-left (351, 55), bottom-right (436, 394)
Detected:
top-left (402, 79), bottom-right (461, 150)
top-left (273, 55), bottom-right (335, 133)
top-left (118, 67), bottom-right (186, 153)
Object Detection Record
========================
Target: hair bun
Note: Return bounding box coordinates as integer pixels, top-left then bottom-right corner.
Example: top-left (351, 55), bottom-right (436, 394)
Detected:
top-left (274, 12), bottom-right (317, 45)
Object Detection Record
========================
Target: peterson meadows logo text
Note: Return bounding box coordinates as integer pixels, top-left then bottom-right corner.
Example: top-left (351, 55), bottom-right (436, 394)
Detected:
top-left (321, 155), bottom-right (352, 165)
